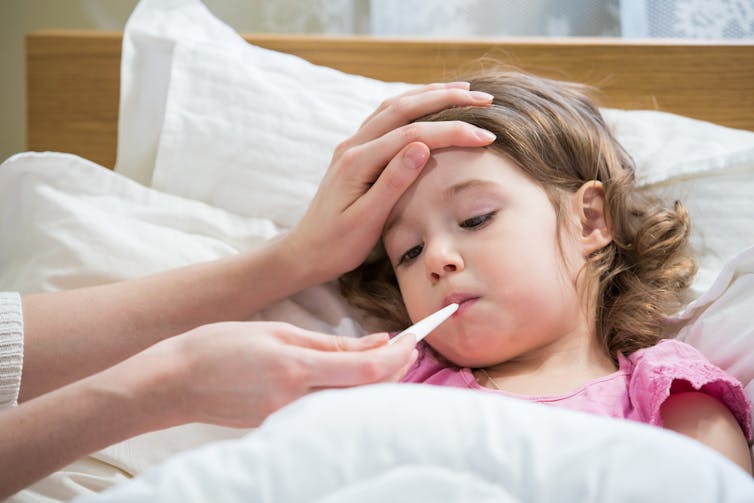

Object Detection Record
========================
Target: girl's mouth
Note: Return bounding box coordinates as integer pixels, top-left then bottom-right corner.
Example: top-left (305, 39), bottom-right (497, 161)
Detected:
top-left (443, 295), bottom-right (480, 317)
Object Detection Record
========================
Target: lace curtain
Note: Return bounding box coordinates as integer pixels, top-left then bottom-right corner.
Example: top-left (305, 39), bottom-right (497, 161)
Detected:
top-left (78, 0), bottom-right (754, 38)
top-left (622, 0), bottom-right (754, 38)
top-left (368, 0), bottom-right (620, 37)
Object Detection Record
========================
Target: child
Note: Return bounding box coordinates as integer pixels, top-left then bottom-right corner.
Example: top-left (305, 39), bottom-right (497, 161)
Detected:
top-left (340, 69), bottom-right (753, 473)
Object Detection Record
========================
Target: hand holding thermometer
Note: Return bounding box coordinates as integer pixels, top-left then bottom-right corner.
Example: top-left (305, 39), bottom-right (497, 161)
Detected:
top-left (388, 303), bottom-right (459, 345)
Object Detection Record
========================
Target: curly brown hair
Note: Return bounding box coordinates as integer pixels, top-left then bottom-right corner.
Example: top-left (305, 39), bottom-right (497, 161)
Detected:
top-left (340, 69), bottom-right (697, 361)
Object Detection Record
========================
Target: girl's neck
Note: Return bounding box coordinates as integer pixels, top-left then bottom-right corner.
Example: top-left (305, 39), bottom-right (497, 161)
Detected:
top-left (478, 334), bottom-right (617, 396)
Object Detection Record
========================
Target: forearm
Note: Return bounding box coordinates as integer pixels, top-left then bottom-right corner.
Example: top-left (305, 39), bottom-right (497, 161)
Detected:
top-left (0, 340), bottom-right (182, 499)
top-left (20, 235), bottom-right (315, 401)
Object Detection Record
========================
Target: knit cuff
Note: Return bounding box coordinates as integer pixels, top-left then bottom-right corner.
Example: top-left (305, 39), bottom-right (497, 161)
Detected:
top-left (0, 292), bottom-right (24, 408)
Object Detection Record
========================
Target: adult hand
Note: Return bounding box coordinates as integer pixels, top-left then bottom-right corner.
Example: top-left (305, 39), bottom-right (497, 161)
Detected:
top-left (283, 82), bottom-right (495, 282)
top-left (1, 322), bottom-right (416, 498)
top-left (159, 322), bottom-right (418, 428)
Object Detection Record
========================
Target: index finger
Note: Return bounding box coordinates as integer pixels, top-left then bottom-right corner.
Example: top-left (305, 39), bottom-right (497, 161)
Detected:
top-left (277, 326), bottom-right (390, 352)
top-left (352, 87), bottom-right (493, 148)
top-left (304, 334), bottom-right (417, 388)
top-left (358, 82), bottom-right (469, 128)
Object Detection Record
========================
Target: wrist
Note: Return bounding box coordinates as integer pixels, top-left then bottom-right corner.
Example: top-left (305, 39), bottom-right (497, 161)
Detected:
top-left (0, 343), bottom-right (187, 497)
top-left (266, 231), bottom-right (332, 291)
top-left (89, 338), bottom-right (190, 432)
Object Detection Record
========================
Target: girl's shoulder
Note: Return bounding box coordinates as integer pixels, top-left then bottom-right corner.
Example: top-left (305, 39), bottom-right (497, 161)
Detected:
top-left (625, 339), bottom-right (751, 439)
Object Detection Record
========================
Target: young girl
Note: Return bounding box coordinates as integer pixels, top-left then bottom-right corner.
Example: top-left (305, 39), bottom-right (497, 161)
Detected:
top-left (340, 69), bottom-right (753, 473)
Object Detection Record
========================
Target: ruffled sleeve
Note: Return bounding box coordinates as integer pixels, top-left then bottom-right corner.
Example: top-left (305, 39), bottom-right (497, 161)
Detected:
top-left (628, 339), bottom-right (751, 440)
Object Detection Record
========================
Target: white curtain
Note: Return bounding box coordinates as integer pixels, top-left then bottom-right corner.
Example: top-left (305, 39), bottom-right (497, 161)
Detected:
top-left (368, 0), bottom-right (620, 37)
top-left (621, 0), bottom-right (754, 38)
top-left (78, 0), bottom-right (750, 39)
top-left (237, 0), bottom-right (620, 36)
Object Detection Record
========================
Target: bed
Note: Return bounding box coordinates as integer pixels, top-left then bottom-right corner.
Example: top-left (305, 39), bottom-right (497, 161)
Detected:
top-left (5, 0), bottom-right (754, 501)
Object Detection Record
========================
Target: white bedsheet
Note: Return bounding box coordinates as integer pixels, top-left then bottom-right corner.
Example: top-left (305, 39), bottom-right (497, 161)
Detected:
top-left (76, 385), bottom-right (754, 503)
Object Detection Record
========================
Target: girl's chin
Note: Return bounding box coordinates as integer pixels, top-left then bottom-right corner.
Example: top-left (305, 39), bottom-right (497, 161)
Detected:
top-left (430, 343), bottom-right (502, 369)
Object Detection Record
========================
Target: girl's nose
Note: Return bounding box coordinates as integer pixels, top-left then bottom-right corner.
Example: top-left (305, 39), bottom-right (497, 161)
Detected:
top-left (424, 241), bottom-right (464, 282)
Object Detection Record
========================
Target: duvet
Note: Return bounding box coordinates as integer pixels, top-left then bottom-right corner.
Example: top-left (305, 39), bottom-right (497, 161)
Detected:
top-left (77, 385), bottom-right (754, 502)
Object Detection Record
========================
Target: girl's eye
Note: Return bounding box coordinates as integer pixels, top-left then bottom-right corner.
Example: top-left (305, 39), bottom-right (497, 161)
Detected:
top-left (460, 211), bottom-right (496, 229)
top-left (398, 244), bottom-right (423, 265)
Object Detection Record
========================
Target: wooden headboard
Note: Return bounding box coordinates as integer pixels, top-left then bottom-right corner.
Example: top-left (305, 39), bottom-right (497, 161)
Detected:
top-left (26, 31), bottom-right (754, 169)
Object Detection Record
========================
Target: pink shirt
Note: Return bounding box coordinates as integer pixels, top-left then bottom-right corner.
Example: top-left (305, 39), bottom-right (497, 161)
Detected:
top-left (401, 338), bottom-right (752, 440)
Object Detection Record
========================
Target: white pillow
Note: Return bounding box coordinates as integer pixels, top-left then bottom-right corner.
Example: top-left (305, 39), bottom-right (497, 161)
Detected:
top-left (602, 109), bottom-right (754, 186)
top-left (153, 40), bottom-right (412, 228)
top-left (118, 0), bottom-right (413, 228)
top-left (0, 152), bottom-right (276, 293)
top-left (115, 0), bottom-right (243, 185)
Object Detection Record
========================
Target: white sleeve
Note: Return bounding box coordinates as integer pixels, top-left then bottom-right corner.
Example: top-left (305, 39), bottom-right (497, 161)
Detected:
top-left (0, 292), bottom-right (24, 408)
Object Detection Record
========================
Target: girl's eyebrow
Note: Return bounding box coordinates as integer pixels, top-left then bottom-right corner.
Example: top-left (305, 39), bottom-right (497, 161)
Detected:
top-left (442, 178), bottom-right (501, 200)
top-left (384, 179), bottom-right (502, 237)
top-left (383, 212), bottom-right (404, 238)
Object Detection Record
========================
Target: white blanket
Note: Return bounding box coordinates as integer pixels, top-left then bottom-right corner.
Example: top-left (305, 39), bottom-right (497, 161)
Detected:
top-left (76, 385), bottom-right (754, 503)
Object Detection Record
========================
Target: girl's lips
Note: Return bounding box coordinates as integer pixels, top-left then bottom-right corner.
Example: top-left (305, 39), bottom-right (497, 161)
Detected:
top-left (445, 296), bottom-right (479, 317)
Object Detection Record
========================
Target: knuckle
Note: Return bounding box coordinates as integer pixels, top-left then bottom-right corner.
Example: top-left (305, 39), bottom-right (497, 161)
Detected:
top-left (338, 146), bottom-right (361, 167)
top-left (450, 120), bottom-right (473, 138)
top-left (333, 139), bottom-right (352, 158)
top-left (451, 120), bottom-right (468, 134)
top-left (280, 356), bottom-right (310, 385)
top-left (382, 170), bottom-right (405, 194)
top-left (390, 96), bottom-right (412, 117)
top-left (268, 321), bottom-right (298, 342)
top-left (331, 336), bottom-right (348, 352)
top-left (448, 88), bottom-right (471, 102)
top-left (360, 359), bottom-right (384, 382)
top-left (399, 123), bottom-right (421, 142)
top-left (443, 87), bottom-right (463, 99)
top-left (268, 321), bottom-right (290, 334)
top-left (380, 95), bottom-right (398, 110)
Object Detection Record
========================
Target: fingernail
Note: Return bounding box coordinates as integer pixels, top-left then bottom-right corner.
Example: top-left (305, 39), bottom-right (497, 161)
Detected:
top-left (404, 144), bottom-right (428, 169)
top-left (446, 81), bottom-right (470, 89)
top-left (475, 128), bottom-right (496, 142)
top-left (398, 333), bottom-right (418, 346)
top-left (469, 91), bottom-right (494, 102)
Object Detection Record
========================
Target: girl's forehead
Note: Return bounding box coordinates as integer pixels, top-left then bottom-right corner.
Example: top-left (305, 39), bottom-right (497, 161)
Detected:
top-left (383, 148), bottom-right (528, 232)
top-left (413, 148), bottom-right (523, 196)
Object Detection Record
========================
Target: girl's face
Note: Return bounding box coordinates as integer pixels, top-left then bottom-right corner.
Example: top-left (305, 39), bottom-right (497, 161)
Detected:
top-left (382, 147), bottom-right (591, 368)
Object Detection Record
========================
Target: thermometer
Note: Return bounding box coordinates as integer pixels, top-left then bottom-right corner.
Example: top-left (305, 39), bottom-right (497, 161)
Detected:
top-left (388, 303), bottom-right (459, 345)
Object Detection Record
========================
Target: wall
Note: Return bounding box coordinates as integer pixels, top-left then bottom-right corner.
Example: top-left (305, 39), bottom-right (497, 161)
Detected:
top-left (1, 1), bottom-right (134, 163)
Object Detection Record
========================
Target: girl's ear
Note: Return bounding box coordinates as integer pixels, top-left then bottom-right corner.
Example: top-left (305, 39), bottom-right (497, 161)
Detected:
top-left (572, 181), bottom-right (612, 254)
